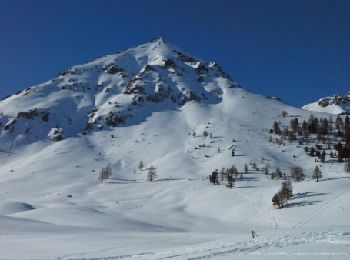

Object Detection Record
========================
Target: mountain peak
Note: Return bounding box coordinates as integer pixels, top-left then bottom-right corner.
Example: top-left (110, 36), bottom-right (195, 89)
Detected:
top-left (150, 36), bottom-right (167, 44)
top-left (0, 38), bottom-right (238, 144)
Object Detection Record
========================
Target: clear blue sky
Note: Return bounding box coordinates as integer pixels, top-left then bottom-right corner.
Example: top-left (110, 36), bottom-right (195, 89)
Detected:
top-left (1, 0), bottom-right (349, 106)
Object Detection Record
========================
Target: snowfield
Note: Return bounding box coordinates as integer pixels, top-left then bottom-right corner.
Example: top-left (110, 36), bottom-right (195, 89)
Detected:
top-left (0, 38), bottom-right (349, 259)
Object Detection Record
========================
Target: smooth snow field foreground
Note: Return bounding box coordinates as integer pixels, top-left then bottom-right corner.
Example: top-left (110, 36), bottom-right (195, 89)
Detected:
top-left (0, 176), bottom-right (349, 259)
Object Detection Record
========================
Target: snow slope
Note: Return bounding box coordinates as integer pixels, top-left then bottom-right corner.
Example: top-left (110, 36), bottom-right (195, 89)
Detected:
top-left (0, 38), bottom-right (349, 259)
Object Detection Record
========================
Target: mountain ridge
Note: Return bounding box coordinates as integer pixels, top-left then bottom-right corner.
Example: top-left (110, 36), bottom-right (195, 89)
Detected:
top-left (0, 37), bottom-right (241, 148)
top-left (303, 92), bottom-right (350, 115)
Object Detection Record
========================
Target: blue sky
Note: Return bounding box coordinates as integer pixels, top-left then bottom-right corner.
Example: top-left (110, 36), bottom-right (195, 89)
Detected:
top-left (0, 0), bottom-right (349, 106)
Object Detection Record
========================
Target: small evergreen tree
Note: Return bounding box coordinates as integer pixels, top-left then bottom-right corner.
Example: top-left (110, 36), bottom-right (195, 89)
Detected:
top-left (272, 181), bottom-right (293, 208)
top-left (227, 165), bottom-right (238, 178)
top-left (203, 131), bottom-right (209, 138)
top-left (321, 150), bottom-right (326, 163)
top-left (272, 192), bottom-right (285, 208)
top-left (138, 160), bottom-right (145, 171)
top-left (252, 162), bottom-right (257, 170)
top-left (147, 166), bottom-right (157, 182)
top-left (312, 165), bottom-right (322, 182)
top-left (271, 168), bottom-right (283, 179)
top-left (99, 163), bottom-right (112, 183)
top-left (263, 164), bottom-right (269, 175)
top-left (227, 174), bottom-right (234, 188)
top-left (281, 180), bottom-right (293, 199)
top-left (244, 163), bottom-right (248, 174)
top-left (291, 166), bottom-right (305, 182)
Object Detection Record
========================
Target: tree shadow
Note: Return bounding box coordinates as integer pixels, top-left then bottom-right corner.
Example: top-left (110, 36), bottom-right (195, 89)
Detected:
top-left (0, 149), bottom-right (14, 154)
top-left (237, 185), bottom-right (257, 189)
top-left (291, 192), bottom-right (329, 200)
top-left (154, 177), bottom-right (187, 182)
top-left (326, 159), bottom-right (340, 163)
top-left (241, 176), bottom-right (259, 182)
top-left (285, 200), bottom-right (322, 208)
top-left (320, 176), bottom-right (350, 182)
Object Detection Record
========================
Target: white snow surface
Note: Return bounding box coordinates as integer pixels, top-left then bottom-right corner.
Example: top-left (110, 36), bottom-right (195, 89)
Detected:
top-left (0, 38), bottom-right (349, 259)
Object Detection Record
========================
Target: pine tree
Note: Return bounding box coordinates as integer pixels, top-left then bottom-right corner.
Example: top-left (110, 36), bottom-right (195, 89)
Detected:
top-left (271, 168), bottom-right (283, 179)
top-left (203, 131), bottom-right (209, 138)
top-left (147, 166), bottom-right (157, 182)
top-left (263, 164), bottom-right (269, 175)
top-left (291, 166), bottom-right (305, 182)
top-left (272, 192), bottom-right (284, 208)
top-left (321, 150), bottom-right (326, 163)
top-left (281, 180), bottom-right (293, 199)
top-left (138, 160), bottom-right (145, 171)
top-left (99, 163), bottom-right (112, 183)
top-left (227, 174), bottom-right (234, 188)
top-left (226, 165), bottom-right (238, 178)
top-left (252, 162), bottom-right (257, 170)
top-left (272, 181), bottom-right (293, 208)
top-left (312, 165), bottom-right (322, 182)
top-left (244, 163), bottom-right (249, 174)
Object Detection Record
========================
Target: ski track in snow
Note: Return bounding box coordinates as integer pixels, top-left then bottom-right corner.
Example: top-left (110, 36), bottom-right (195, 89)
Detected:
top-left (292, 178), bottom-right (350, 229)
top-left (60, 231), bottom-right (350, 260)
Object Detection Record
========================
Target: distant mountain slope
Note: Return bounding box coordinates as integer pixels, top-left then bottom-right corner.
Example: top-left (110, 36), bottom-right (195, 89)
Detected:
top-left (302, 92), bottom-right (350, 115)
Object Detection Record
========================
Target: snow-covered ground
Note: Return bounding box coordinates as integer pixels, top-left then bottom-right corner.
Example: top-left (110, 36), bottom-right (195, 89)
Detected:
top-left (0, 39), bottom-right (349, 259)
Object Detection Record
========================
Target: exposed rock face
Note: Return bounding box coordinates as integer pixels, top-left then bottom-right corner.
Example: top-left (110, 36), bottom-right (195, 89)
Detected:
top-left (48, 128), bottom-right (64, 142)
top-left (303, 92), bottom-right (350, 115)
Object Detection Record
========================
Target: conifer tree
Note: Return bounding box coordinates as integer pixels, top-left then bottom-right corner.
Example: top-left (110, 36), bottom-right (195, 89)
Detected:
top-left (244, 163), bottom-right (249, 174)
top-left (291, 166), bottom-right (305, 182)
top-left (321, 150), bottom-right (326, 163)
top-left (147, 166), bottom-right (157, 182)
top-left (312, 165), bottom-right (322, 182)
top-left (99, 163), bottom-right (112, 183)
top-left (138, 160), bottom-right (145, 171)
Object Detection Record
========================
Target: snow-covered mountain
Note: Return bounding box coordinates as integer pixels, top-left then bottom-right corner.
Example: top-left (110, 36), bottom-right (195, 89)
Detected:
top-left (303, 92), bottom-right (350, 115)
top-left (0, 38), bottom-right (349, 259)
top-left (0, 37), bottom-right (237, 148)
